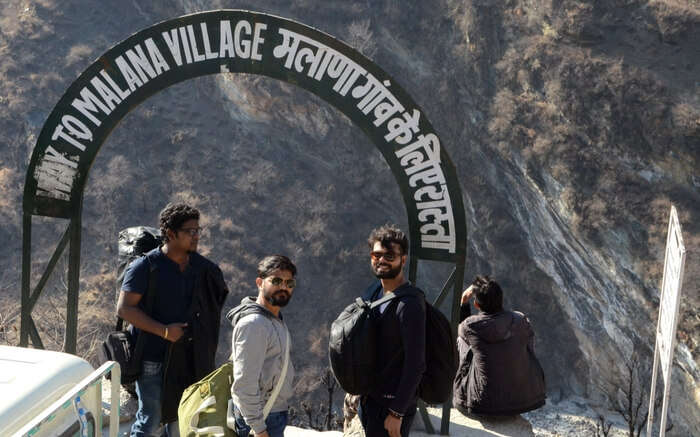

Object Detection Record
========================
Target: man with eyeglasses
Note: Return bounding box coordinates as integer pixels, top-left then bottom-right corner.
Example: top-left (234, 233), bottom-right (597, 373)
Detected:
top-left (118, 202), bottom-right (229, 437)
top-left (226, 255), bottom-right (297, 437)
top-left (358, 224), bottom-right (426, 437)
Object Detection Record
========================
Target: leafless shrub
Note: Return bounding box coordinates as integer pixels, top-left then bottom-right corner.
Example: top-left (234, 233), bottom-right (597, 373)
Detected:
top-left (487, 89), bottom-right (517, 138)
top-left (347, 19), bottom-right (376, 58)
top-left (321, 368), bottom-right (338, 430)
top-left (599, 348), bottom-right (672, 437)
top-left (595, 414), bottom-right (612, 437)
top-left (292, 367), bottom-right (342, 431)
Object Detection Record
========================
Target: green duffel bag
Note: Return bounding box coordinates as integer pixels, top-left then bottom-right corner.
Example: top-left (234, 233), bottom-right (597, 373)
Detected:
top-left (178, 362), bottom-right (237, 437)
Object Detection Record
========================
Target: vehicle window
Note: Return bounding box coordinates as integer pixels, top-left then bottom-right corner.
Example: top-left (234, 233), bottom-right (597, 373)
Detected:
top-left (58, 412), bottom-right (95, 437)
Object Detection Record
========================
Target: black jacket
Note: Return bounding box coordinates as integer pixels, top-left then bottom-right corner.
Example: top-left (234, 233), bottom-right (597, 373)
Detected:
top-left (453, 307), bottom-right (546, 416)
top-left (161, 253), bottom-right (229, 422)
top-left (365, 281), bottom-right (426, 415)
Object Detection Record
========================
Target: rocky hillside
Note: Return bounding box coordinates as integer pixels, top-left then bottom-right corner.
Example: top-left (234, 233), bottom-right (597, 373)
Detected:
top-left (0, 0), bottom-right (697, 434)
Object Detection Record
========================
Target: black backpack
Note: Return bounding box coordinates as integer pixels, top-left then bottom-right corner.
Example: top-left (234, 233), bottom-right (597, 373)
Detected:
top-left (114, 226), bottom-right (163, 298)
top-left (329, 283), bottom-right (458, 404)
top-left (99, 226), bottom-right (162, 384)
top-left (329, 292), bottom-right (399, 395)
top-left (419, 303), bottom-right (458, 404)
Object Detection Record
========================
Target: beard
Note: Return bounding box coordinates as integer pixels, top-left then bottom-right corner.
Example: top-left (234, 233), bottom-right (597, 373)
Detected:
top-left (371, 262), bottom-right (402, 279)
top-left (265, 289), bottom-right (291, 307)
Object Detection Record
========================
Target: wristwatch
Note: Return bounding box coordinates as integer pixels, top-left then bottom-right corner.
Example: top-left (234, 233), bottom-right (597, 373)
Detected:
top-left (387, 408), bottom-right (404, 419)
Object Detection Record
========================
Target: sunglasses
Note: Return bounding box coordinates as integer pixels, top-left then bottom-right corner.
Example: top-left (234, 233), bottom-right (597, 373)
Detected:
top-left (179, 227), bottom-right (203, 237)
top-left (370, 251), bottom-right (401, 262)
top-left (267, 277), bottom-right (297, 289)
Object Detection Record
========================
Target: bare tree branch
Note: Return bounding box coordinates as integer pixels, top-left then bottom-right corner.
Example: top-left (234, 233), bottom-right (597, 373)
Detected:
top-left (598, 347), bottom-right (662, 437)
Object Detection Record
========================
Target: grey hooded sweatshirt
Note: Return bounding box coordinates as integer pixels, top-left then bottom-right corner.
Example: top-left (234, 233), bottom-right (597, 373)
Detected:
top-left (227, 297), bottom-right (295, 434)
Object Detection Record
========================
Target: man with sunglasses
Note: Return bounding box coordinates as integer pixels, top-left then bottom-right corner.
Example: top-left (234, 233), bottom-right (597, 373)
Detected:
top-left (358, 225), bottom-right (426, 437)
top-left (226, 255), bottom-right (297, 437)
top-left (118, 203), bottom-right (229, 437)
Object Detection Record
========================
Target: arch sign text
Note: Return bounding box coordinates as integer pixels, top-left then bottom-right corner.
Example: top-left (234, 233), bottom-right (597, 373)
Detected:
top-left (26, 10), bottom-right (463, 262)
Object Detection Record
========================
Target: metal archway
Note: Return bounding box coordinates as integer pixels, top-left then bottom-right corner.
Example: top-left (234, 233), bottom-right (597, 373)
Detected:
top-left (21, 10), bottom-right (466, 434)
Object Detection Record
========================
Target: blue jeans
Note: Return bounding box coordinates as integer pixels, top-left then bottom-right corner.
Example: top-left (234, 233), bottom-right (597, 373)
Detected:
top-left (232, 405), bottom-right (288, 437)
top-left (131, 361), bottom-right (180, 437)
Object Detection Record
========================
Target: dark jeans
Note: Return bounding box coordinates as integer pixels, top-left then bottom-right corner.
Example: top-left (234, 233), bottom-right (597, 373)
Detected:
top-left (232, 404), bottom-right (288, 437)
top-left (130, 361), bottom-right (179, 437)
top-left (359, 396), bottom-right (416, 437)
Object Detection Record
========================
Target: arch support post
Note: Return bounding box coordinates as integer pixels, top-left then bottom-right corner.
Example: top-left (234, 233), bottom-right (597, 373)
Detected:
top-left (443, 257), bottom-right (465, 435)
top-left (414, 260), bottom-right (466, 435)
top-left (64, 204), bottom-right (83, 354)
top-left (20, 209), bottom-right (81, 352)
top-left (20, 213), bottom-right (32, 347)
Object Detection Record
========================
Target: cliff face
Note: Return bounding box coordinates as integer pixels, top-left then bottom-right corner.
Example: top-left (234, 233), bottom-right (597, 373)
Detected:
top-left (0, 0), bottom-right (697, 433)
top-left (445, 2), bottom-right (699, 432)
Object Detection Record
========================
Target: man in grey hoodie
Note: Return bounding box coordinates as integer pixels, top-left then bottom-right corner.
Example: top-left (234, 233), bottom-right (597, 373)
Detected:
top-left (226, 255), bottom-right (297, 437)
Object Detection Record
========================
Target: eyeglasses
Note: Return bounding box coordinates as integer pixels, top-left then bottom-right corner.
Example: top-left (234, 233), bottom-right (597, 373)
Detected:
top-left (179, 227), bottom-right (203, 237)
top-left (267, 277), bottom-right (296, 289)
top-left (370, 251), bottom-right (400, 262)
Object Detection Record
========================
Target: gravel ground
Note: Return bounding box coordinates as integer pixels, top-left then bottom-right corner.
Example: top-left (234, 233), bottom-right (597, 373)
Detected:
top-left (342, 399), bottom-right (632, 436)
top-left (523, 397), bottom-right (630, 437)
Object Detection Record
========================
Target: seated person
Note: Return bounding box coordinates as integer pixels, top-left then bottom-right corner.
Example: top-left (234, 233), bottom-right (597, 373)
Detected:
top-left (453, 275), bottom-right (546, 416)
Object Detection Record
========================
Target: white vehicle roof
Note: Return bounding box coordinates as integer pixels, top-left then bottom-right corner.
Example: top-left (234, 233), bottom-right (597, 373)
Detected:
top-left (0, 345), bottom-right (94, 436)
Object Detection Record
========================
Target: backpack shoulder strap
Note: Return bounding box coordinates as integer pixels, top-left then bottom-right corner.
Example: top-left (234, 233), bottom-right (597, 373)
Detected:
top-left (126, 256), bottom-right (159, 373)
top-left (368, 291), bottom-right (400, 309)
top-left (115, 255), bottom-right (158, 331)
top-left (367, 283), bottom-right (418, 308)
top-left (262, 325), bottom-right (291, 420)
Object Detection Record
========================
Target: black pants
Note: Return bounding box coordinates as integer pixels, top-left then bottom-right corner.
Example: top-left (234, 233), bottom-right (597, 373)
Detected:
top-left (359, 396), bottom-right (416, 437)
